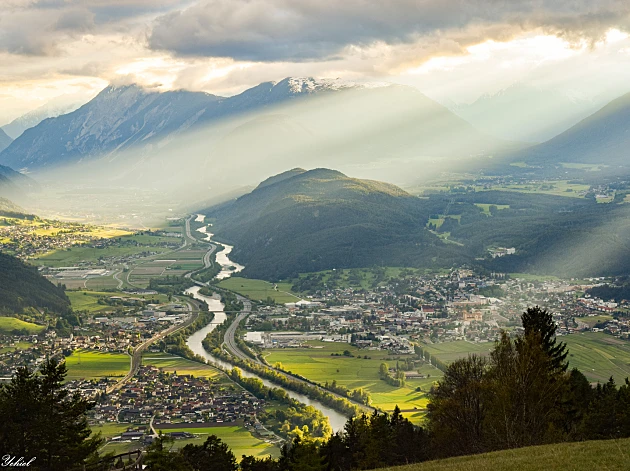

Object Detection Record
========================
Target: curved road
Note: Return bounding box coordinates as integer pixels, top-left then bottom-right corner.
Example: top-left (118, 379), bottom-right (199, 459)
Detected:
top-left (215, 289), bottom-right (375, 413)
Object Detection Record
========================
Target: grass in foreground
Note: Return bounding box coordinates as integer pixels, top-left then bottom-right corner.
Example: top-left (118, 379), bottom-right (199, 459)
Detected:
top-left (64, 349), bottom-right (130, 380)
top-left (0, 317), bottom-right (45, 334)
top-left (382, 437), bottom-right (630, 471)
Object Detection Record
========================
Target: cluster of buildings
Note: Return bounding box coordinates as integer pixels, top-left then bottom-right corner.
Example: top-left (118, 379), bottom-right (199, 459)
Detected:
top-left (0, 219), bottom-right (114, 259)
top-left (244, 270), bottom-right (630, 355)
top-left (88, 366), bottom-right (264, 427)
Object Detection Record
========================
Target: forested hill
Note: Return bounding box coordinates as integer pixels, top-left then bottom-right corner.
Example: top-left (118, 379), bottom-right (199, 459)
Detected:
top-left (0, 252), bottom-right (71, 315)
top-left (202, 168), bottom-right (467, 280)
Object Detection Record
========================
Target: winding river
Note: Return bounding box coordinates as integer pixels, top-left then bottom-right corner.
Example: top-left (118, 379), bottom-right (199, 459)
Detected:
top-left (196, 225), bottom-right (245, 279)
top-left (184, 251), bottom-right (349, 432)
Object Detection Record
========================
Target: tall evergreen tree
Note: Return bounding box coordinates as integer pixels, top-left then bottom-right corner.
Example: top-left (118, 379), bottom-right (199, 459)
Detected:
top-left (521, 306), bottom-right (568, 372)
top-left (427, 355), bottom-right (487, 457)
top-left (0, 358), bottom-right (102, 471)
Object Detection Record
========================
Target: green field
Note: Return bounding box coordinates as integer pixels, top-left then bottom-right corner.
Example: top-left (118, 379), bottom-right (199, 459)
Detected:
top-left (508, 273), bottom-right (562, 282)
top-left (91, 423), bottom-right (135, 440)
top-left (383, 437), bottom-right (630, 471)
top-left (34, 233), bottom-right (179, 267)
top-left (576, 315), bottom-right (614, 327)
top-left (263, 341), bottom-right (440, 417)
top-left (563, 333), bottom-right (630, 384)
top-left (67, 290), bottom-right (168, 313)
top-left (141, 353), bottom-right (222, 379)
top-left (154, 426), bottom-right (280, 459)
top-left (474, 203), bottom-right (510, 216)
top-left (419, 340), bottom-right (494, 365)
top-left (218, 277), bottom-right (302, 303)
top-left (64, 349), bottom-right (130, 380)
top-left (478, 180), bottom-right (590, 199)
top-left (0, 340), bottom-right (33, 353)
top-left (0, 317), bottom-right (45, 334)
top-left (419, 334), bottom-right (630, 385)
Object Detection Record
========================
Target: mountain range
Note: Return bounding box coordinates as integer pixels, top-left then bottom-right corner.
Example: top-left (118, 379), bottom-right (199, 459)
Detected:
top-left (1, 98), bottom-right (85, 140)
top-left (0, 77), bottom-right (508, 174)
top-left (516, 91), bottom-right (630, 167)
top-left (452, 83), bottom-right (598, 143)
top-left (0, 128), bottom-right (12, 153)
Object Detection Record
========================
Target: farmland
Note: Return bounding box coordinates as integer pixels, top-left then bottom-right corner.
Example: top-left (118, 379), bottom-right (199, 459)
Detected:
top-left (0, 340), bottom-right (33, 353)
top-left (563, 333), bottom-right (630, 384)
top-left (0, 316), bottom-right (45, 334)
top-left (67, 290), bottom-right (168, 313)
top-left (218, 277), bottom-right (302, 303)
top-left (153, 425), bottom-right (280, 459)
top-left (141, 352), bottom-right (222, 379)
top-left (474, 203), bottom-right (510, 215)
top-left (419, 340), bottom-right (494, 365)
top-left (263, 341), bottom-right (440, 419)
top-left (35, 239), bottom-right (173, 267)
top-left (64, 349), bottom-right (130, 381)
top-left (417, 334), bottom-right (630, 385)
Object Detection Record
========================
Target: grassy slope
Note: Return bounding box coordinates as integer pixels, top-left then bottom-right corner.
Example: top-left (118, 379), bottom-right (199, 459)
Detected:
top-left (419, 340), bottom-right (494, 364)
top-left (382, 438), bottom-right (630, 471)
top-left (417, 334), bottom-right (630, 385)
top-left (218, 277), bottom-right (301, 303)
top-left (564, 332), bottom-right (630, 384)
top-left (0, 317), bottom-right (45, 334)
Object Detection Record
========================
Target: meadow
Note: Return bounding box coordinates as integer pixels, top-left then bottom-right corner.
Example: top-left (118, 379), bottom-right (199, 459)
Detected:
top-left (35, 244), bottom-right (171, 267)
top-left (477, 179), bottom-right (591, 198)
top-left (418, 334), bottom-right (630, 385)
top-left (563, 332), bottom-right (630, 384)
top-left (474, 203), bottom-right (510, 215)
top-left (263, 341), bottom-right (441, 418)
top-left (34, 232), bottom-right (181, 268)
top-left (0, 317), bottom-right (45, 334)
top-left (418, 340), bottom-right (494, 365)
top-left (218, 277), bottom-right (302, 303)
top-left (383, 437), bottom-right (630, 471)
top-left (64, 349), bottom-right (130, 380)
top-left (0, 340), bottom-right (33, 353)
top-left (154, 425), bottom-right (280, 459)
top-left (141, 352), bottom-right (223, 379)
top-left (67, 290), bottom-right (168, 313)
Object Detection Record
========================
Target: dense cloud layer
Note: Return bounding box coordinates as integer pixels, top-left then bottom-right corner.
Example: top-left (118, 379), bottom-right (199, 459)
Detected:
top-left (148, 0), bottom-right (630, 61)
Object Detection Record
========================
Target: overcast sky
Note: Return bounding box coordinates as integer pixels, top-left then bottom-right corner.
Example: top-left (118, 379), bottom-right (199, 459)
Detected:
top-left (1, 0), bottom-right (629, 124)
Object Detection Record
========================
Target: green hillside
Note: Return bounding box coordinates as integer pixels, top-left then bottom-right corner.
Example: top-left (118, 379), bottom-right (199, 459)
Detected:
top-left (203, 168), bottom-right (467, 279)
top-left (0, 252), bottom-right (71, 315)
top-left (381, 438), bottom-right (630, 471)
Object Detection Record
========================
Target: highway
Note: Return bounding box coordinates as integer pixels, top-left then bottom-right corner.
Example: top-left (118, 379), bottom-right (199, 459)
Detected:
top-left (217, 291), bottom-right (375, 413)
